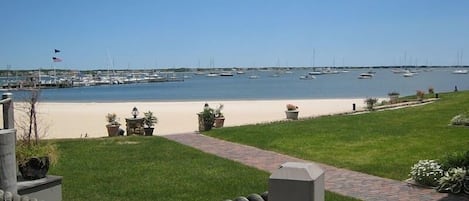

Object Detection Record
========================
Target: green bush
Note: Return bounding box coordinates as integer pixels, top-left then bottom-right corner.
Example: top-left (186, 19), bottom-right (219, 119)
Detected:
top-left (451, 112), bottom-right (469, 126)
top-left (440, 150), bottom-right (469, 171)
top-left (409, 160), bottom-right (444, 187)
top-left (437, 167), bottom-right (467, 194)
top-left (364, 97), bottom-right (378, 110)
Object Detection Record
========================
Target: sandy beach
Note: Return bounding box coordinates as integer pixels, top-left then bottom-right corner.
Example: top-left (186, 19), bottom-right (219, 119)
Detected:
top-left (10, 99), bottom-right (367, 139)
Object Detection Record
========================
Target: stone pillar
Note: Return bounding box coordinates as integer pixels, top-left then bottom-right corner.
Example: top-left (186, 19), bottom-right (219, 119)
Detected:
top-left (2, 93), bottom-right (14, 129)
top-left (269, 162), bottom-right (324, 201)
top-left (0, 129), bottom-right (17, 194)
top-left (125, 118), bottom-right (145, 136)
top-left (0, 93), bottom-right (17, 194)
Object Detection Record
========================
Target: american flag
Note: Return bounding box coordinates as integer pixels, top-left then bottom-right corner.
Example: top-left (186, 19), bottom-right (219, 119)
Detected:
top-left (52, 57), bottom-right (62, 62)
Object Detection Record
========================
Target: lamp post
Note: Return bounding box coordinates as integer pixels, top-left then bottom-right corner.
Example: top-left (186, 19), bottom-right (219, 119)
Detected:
top-left (132, 107), bottom-right (139, 118)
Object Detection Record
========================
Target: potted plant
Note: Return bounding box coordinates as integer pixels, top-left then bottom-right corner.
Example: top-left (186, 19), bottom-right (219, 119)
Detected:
top-left (416, 90), bottom-right (425, 102)
top-left (16, 89), bottom-right (59, 180)
top-left (197, 103), bottom-right (215, 132)
top-left (285, 104), bottom-right (299, 120)
top-left (364, 97), bottom-right (378, 111)
top-left (105, 113), bottom-right (121, 137)
top-left (16, 142), bottom-right (58, 180)
top-left (387, 91), bottom-right (400, 104)
top-left (143, 111), bottom-right (158, 136)
top-left (214, 104), bottom-right (225, 128)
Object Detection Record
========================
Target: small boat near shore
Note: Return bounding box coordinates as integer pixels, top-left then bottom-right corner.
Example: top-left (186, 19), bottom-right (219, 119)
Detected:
top-left (358, 73), bottom-right (373, 79)
top-left (299, 75), bottom-right (316, 80)
top-left (453, 69), bottom-right (468, 74)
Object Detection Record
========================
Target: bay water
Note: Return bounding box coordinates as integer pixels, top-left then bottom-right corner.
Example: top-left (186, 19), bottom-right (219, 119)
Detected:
top-left (7, 68), bottom-right (468, 102)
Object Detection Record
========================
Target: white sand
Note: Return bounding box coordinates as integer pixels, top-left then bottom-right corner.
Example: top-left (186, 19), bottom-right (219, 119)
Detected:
top-left (9, 99), bottom-right (366, 139)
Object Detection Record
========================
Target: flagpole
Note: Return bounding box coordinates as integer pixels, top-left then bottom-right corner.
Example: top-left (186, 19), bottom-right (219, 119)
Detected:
top-left (53, 49), bottom-right (61, 87)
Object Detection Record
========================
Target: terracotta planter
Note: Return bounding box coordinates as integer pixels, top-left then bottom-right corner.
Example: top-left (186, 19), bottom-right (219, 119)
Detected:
top-left (19, 156), bottom-right (50, 180)
top-left (214, 117), bottom-right (225, 128)
top-left (106, 125), bottom-right (120, 137)
top-left (285, 110), bottom-right (299, 120)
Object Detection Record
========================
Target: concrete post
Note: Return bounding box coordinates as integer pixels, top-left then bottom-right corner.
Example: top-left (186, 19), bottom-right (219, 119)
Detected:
top-left (2, 93), bottom-right (14, 129)
top-left (0, 129), bottom-right (17, 194)
top-left (0, 93), bottom-right (17, 194)
top-left (269, 162), bottom-right (324, 201)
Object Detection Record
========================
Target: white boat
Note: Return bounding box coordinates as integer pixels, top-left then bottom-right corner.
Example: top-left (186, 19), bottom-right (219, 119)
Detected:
top-left (299, 75), bottom-right (316, 80)
top-left (403, 72), bottom-right (415, 77)
top-left (220, 72), bottom-right (234, 76)
top-left (402, 70), bottom-right (416, 77)
top-left (248, 75), bottom-right (259, 79)
top-left (358, 73), bottom-right (373, 79)
top-left (206, 73), bottom-right (219, 77)
top-left (453, 69), bottom-right (468, 74)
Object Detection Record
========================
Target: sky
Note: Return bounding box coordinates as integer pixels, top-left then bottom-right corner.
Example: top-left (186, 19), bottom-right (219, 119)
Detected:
top-left (1, 0), bottom-right (469, 70)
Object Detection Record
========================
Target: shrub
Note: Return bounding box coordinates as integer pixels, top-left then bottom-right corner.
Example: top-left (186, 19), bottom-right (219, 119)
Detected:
top-left (450, 112), bottom-right (469, 126)
top-left (428, 87), bottom-right (435, 94)
top-left (437, 167), bottom-right (467, 194)
top-left (440, 150), bottom-right (469, 171)
top-left (286, 104), bottom-right (298, 111)
top-left (388, 91), bottom-right (400, 104)
top-left (409, 160), bottom-right (444, 187)
top-left (215, 104), bottom-right (224, 118)
top-left (105, 113), bottom-right (120, 126)
top-left (416, 90), bottom-right (425, 101)
top-left (364, 98), bottom-right (378, 110)
top-left (143, 111), bottom-right (158, 128)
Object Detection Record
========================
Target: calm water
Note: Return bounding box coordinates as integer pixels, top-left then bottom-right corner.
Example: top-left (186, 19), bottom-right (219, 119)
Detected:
top-left (7, 68), bottom-right (469, 102)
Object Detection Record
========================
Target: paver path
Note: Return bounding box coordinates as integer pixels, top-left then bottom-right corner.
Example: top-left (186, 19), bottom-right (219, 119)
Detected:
top-left (163, 132), bottom-right (469, 201)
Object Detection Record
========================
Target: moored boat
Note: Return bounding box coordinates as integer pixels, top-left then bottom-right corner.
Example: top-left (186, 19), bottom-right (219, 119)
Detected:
top-left (220, 72), bottom-right (234, 76)
top-left (453, 69), bottom-right (468, 74)
top-left (299, 75), bottom-right (316, 80)
top-left (358, 73), bottom-right (373, 79)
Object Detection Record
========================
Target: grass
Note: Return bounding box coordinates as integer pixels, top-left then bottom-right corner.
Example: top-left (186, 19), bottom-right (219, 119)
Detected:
top-left (206, 91), bottom-right (469, 180)
top-left (48, 136), bottom-right (358, 201)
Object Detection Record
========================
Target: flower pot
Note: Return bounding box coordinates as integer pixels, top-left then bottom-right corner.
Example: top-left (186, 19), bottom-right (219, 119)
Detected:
top-left (106, 125), bottom-right (120, 137)
top-left (389, 95), bottom-right (399, 104)
top-left (197, 113), bottom-right (214, 132)
top-left (214, 117), bottom-right (225, 128)
top-left (144, 127), bottom-right (154, 136)
top-left (285, 110), bottom-right (299, 120)
top-left (18, 156), bottom-right (50, 180)
top-left (204, 123), bottom-right (213, 131)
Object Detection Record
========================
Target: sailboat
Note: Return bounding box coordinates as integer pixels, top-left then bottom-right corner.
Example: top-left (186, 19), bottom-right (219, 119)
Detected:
top-left (452, 49), bottom-right (467, 74)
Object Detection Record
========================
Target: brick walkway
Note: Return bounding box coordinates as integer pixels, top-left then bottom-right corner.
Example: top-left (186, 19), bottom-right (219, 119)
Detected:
top-left (163, 132), bottom-right (469, 201)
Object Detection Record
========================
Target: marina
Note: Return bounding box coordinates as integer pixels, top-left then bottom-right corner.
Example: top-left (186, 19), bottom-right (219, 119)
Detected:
top-left (1, 66), bottom-right (467, 102)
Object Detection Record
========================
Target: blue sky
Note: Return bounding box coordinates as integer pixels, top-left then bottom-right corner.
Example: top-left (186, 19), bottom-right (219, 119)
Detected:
top-left (1, 0), bottom-right (468, 70)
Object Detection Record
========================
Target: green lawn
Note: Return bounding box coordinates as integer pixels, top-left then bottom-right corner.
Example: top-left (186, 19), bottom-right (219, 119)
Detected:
top-left (206, 91), bottom-right (469, 180)
top-left (49, 136), bottom-right (358, 201)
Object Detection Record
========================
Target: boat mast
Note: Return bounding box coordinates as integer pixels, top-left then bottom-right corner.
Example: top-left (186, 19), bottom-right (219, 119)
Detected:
top-left (312, 48), bottom-right (315, 68)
